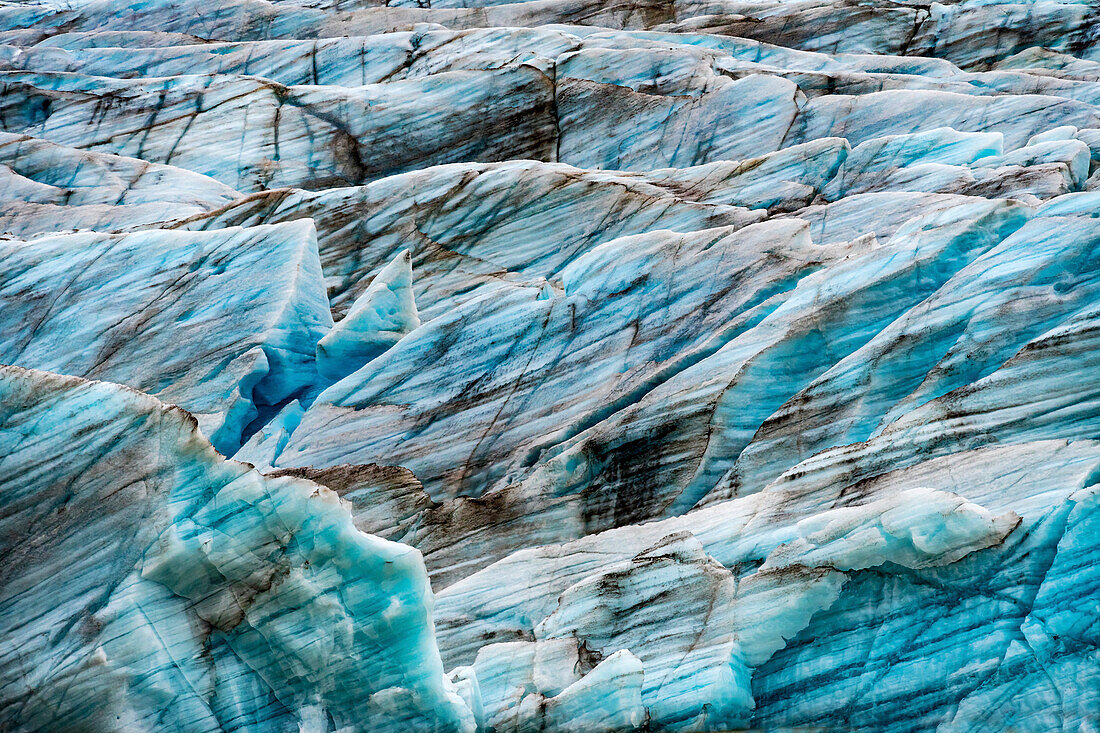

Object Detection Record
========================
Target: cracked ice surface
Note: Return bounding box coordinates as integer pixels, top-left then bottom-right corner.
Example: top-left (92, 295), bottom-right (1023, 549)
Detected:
top-left (2, 0), bottom-right (1100, 730)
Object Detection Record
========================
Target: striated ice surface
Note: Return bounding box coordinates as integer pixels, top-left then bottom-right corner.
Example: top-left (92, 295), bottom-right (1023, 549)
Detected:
top-left (315, 248), bottom-right (421, 383)
top-left (2, 0), bottom-right (1100, 731)
top-left (0, 365), bottom-right (472, 732)
top-left (0, 221), bottom-right (332, 454)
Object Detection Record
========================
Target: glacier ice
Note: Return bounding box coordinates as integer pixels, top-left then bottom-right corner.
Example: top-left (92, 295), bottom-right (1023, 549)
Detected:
top-left (0, 132), bottom-right (240, 236)
top-left (315, 248), bottom-right (421, 382)
top-left (0, 365), bottom-right (472, 732)
top-left (0, 220), bottom-right (332, 454)
top-left (1, 0), bottom-right (1100, 731)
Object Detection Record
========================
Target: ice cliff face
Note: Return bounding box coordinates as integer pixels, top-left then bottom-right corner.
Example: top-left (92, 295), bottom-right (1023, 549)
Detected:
top-left (1, 0), bottom-right (1099, 731)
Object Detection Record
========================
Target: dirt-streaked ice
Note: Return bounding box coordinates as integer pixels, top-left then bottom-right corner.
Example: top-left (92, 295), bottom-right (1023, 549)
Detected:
top-left (2, 0), bottom-right (1100, 730)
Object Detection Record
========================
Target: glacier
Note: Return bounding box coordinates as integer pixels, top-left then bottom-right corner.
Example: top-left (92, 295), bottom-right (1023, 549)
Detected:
top-left (1, 0), bottom-right (1100, 731)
